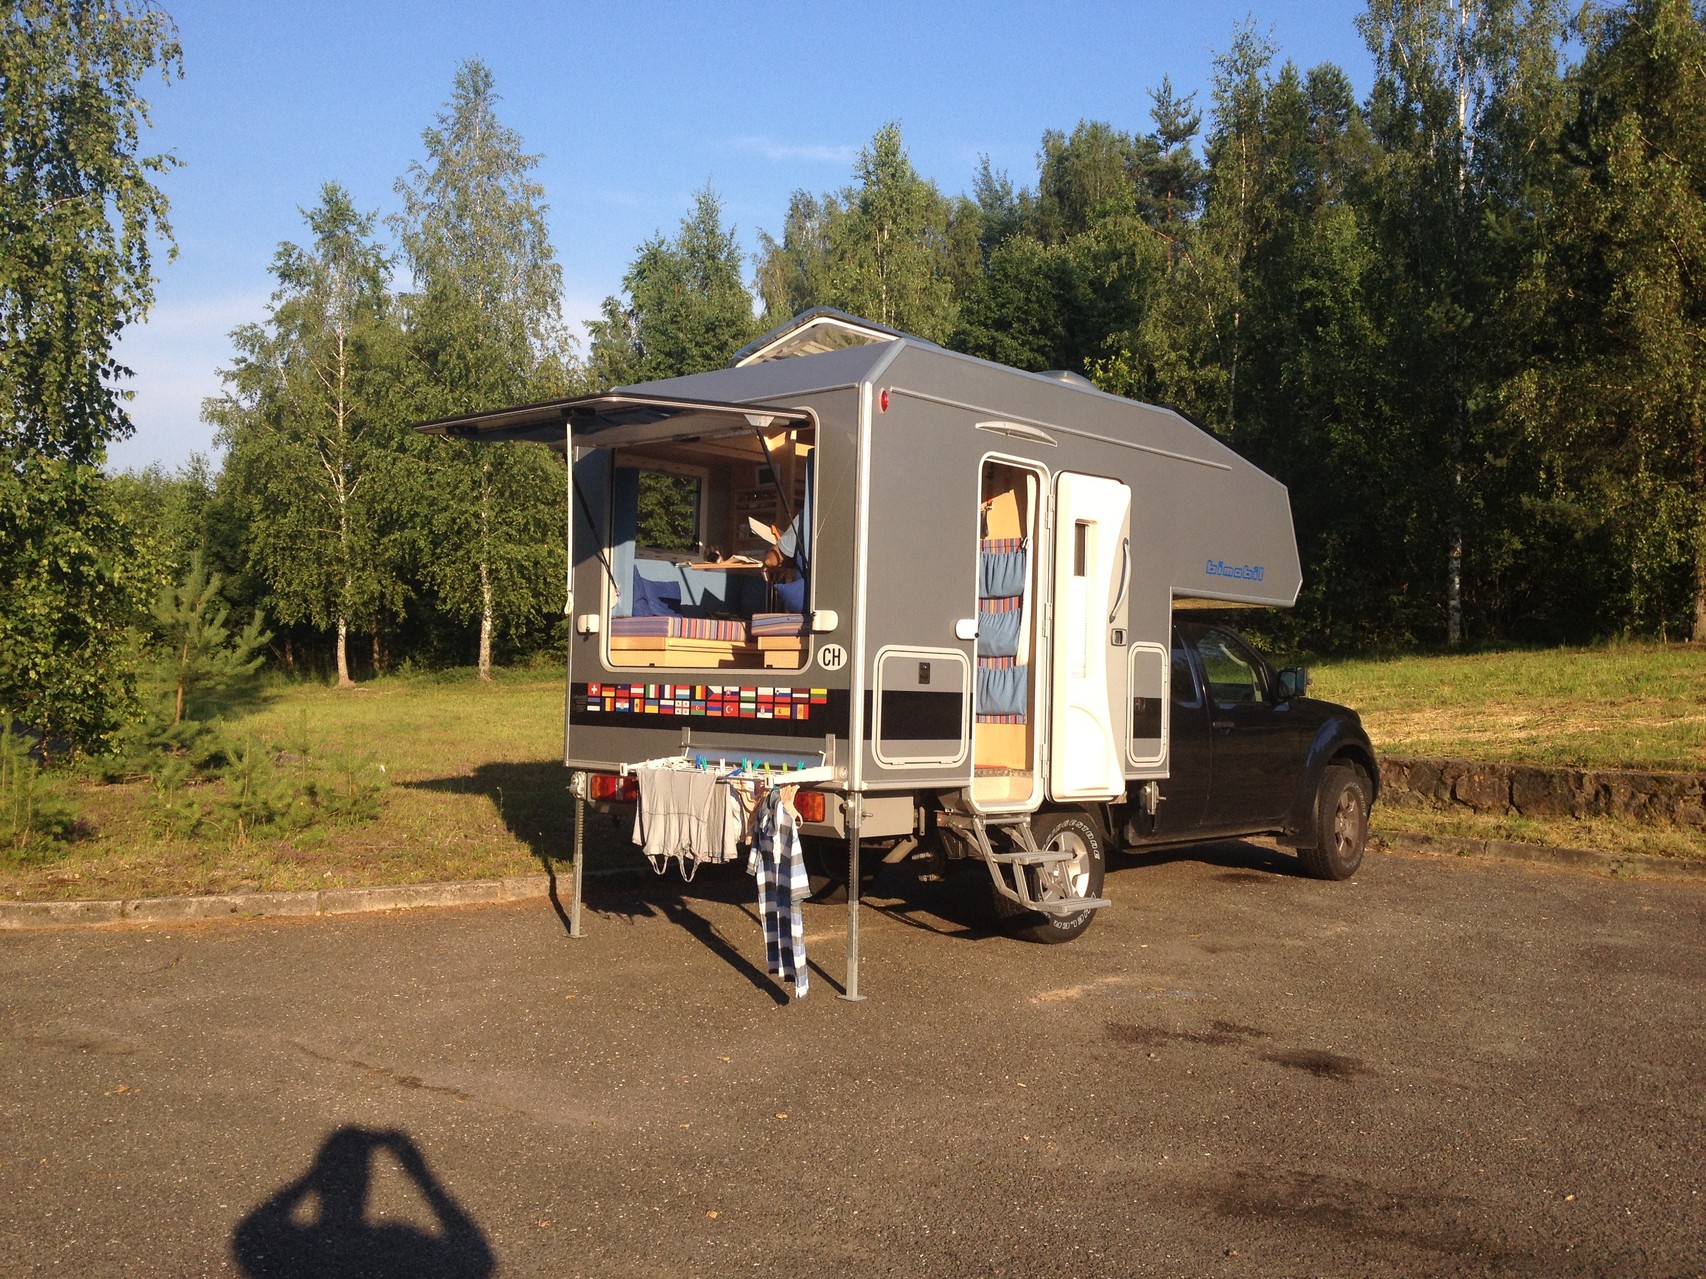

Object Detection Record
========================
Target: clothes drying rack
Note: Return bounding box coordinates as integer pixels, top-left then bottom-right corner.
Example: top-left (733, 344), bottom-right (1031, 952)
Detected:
top-left (564, 737), bottom-right (869, 1001)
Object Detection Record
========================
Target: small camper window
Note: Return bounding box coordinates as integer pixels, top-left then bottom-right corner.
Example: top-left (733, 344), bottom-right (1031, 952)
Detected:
top-left (634, 465), bottom-right (706, 556)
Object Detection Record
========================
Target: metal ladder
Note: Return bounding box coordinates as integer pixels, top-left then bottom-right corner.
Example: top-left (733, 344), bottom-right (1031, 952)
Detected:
top-left (941, 811), bottom-right (1112, 917)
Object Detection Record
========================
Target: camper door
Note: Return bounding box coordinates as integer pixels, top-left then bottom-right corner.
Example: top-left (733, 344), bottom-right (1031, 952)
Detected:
top-left (1048, 472), bottom-right (1132, 801)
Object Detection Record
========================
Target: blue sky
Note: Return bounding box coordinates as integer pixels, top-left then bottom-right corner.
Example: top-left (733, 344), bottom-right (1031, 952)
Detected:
top-left (109, 0), bottom-right (1377, 471)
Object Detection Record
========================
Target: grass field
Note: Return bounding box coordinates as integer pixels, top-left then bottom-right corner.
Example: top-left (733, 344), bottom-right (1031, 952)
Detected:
top-left (3, 640), bottom-right (1701, 902)
top-left (1309, 640), bottom-right (1706, 772)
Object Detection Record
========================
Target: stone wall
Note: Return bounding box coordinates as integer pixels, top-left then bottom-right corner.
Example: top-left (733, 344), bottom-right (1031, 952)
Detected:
top-left (1379, 755), bottom-right (1706, 826)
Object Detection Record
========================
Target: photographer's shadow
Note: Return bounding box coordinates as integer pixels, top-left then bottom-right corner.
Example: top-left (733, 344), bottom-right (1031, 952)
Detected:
top-left (232, 1126), bottom-right (494, 1279)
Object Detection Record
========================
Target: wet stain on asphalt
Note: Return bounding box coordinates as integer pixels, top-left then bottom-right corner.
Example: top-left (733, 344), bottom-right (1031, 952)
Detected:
top-left (27, 1029), bottom-right (137, 1056)
top-left (1262, 1047), bottom-right (1374, 1080)
top-left (1106, 1020), bottom-right (1275, 1048)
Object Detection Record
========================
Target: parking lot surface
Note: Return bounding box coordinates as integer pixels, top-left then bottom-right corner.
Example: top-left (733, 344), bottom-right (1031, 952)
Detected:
top-left (2, 843), bottom-right (1703, 1278)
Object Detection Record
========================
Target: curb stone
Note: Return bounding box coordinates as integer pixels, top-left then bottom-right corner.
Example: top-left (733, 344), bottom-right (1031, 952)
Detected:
top-left (1374, 831), bottom-right (1706, 880)
top-left (0, 866), bottom-right (661, 932)
top-left (3, 839), bottom-right (1700, 931)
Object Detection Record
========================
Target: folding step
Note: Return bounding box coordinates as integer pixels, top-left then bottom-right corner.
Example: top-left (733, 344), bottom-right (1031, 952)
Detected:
top-left (940, 812), bottom-right (1111, 917)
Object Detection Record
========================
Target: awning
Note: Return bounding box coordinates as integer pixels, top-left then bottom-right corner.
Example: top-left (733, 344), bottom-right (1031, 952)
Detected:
top-left (412, 392), bottom-right (814, 448)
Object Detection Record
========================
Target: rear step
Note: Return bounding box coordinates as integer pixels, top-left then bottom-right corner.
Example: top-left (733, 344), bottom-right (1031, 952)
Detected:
top-left (940, 812), bottom-right (1111, 917)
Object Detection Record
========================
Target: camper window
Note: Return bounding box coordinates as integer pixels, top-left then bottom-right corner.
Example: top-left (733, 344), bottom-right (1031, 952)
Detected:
top-left (604, 425), bottom-right (815, 672)
top-left (634, 465), bottom-right (706, 557)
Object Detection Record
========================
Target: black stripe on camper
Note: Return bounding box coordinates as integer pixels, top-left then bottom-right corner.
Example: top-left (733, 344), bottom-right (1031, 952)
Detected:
top-left (865, 689), bottom-right (965, 743)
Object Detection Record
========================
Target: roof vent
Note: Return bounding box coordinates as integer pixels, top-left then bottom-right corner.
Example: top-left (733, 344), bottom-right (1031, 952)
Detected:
top-left (1037, 369), bottom-right (1095, 389)
top-left (733, 307), bottom-right (928, 367)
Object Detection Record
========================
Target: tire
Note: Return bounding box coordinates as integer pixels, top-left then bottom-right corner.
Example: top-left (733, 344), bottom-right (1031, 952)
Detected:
top-left (993, 808), bottom-right (1107, 944)
top-left (1297, 764), bottom-right (1369, 880)
top-left (800, 836), bottom-right (879, 903)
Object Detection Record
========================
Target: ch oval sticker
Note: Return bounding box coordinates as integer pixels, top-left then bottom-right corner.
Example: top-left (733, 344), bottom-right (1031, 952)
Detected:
top-left (817, 643), bottom-right (848, 672)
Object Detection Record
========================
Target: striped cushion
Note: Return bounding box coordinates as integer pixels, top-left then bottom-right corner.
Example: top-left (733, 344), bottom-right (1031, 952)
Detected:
top-left (748, 612), bottom-right (805, 637)
top-left (610, 616), bottom-right (749, 642)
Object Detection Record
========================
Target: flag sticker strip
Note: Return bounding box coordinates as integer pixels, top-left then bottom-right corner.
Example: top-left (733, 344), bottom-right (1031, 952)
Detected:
top-left (575, 682), bottom-right (836, 723)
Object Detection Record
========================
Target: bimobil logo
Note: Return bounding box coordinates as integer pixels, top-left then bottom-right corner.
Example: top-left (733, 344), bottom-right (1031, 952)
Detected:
top-left (1206, 559), bottom-right (1265, 582)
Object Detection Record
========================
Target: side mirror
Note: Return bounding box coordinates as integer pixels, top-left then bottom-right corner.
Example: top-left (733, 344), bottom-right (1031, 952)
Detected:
top-left (1277, 666), bottom-right (1309, 699)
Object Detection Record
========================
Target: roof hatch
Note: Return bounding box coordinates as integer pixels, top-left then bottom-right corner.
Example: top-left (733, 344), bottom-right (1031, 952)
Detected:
top-left (731, 306), bottom-right (935, 367)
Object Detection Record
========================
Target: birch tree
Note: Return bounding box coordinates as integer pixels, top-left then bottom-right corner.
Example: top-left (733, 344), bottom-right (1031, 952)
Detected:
top-left (0, 0), bottom-right (180, 748)
top-left (392, 59), bottom-right (571, 679)
top-left (207, 184), bottom-right (402, 687)
top-left (1512, 0), bottom-right (1706, 638)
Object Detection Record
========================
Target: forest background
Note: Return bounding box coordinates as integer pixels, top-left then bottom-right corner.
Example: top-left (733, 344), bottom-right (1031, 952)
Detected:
top-left (3, 0), bottom-right (1704, 766)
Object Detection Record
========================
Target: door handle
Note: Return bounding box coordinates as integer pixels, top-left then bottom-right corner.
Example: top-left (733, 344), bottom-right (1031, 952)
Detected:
top-left (1212, 719), bottom-right (1235, 732)
top-left (1109, 537), bottom-right (1130, 622)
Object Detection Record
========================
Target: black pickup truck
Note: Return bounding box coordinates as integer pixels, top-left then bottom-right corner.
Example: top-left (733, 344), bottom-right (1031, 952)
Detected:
top-left (983, 619), bottom-right (1379, 943)
top-left (1122, 620), bottom-right (1379, 877)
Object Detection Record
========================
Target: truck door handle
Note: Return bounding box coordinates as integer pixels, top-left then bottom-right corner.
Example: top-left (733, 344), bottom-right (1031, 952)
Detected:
top-left (1212, 719), bottom-right (1235, 732)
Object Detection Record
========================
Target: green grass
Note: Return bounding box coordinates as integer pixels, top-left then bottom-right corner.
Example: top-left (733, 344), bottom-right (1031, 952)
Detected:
top-left (1310, 639), bottom-right (1706, 772)
top-left (1, 670), bottom-right (634, 903)
top-left (1372, 805), bottom-right (1706, 861)
top-left (5, 640), bottom-right (1702, 901)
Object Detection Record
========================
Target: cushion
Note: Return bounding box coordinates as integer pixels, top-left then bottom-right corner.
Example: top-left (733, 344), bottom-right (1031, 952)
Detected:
top-left (610, 616), bottom-right (749, 642)
top-left (749, 612), bottom-right (805, 638)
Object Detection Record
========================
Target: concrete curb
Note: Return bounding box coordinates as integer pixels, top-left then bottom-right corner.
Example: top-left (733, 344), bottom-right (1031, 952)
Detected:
top-left (0, 873), bottom-right (557, 931)
top-left (4, 837), bottom-right (1700, 931)
top-left (1375, 830), bottom-right (1706, 880)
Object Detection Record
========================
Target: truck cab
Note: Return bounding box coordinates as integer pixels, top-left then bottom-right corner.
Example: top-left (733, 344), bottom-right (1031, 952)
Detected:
top-left (1118, 618), bottom-right (1378, 881)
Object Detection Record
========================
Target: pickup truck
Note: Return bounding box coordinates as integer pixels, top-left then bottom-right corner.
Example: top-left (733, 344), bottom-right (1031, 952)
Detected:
top-left (816, 619), bottom-right (1380, 943)
top-left (1128, 620), bottom-right (1377, 872)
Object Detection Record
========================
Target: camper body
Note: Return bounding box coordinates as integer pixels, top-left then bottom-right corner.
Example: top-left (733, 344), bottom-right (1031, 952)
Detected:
top-left (419, 311), bottom-right (1374, 943)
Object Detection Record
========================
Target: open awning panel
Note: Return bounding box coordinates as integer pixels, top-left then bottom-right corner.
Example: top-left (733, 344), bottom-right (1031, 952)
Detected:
top-left (412, 393), bottom-right (813, 448)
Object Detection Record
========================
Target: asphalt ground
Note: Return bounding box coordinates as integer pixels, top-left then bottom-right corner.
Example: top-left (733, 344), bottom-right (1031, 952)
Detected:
top-left (2, 842), bottom-right (1702, 1279)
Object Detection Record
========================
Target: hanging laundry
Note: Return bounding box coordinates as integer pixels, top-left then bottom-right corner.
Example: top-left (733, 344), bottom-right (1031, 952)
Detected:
top-left (631, 760), bottom-right (744, 879)
top-left (747, 785), bottom-right (809, 998)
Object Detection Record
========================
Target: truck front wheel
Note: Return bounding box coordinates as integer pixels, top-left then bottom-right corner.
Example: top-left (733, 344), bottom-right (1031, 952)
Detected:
top-left (1297, 764), bottom-right (1369, 880)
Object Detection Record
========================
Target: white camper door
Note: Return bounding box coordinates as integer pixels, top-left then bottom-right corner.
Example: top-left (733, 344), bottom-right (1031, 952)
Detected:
top-left (1048, 472), bottom-right (1132, 801)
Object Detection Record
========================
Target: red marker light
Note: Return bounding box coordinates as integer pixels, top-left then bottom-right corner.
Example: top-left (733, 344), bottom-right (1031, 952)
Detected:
top-left (879, 388), bottom-right (889, 412)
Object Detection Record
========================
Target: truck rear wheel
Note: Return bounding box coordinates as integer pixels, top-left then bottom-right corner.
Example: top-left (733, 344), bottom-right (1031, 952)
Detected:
top-left (994, 808), bottom-right (1107, 944)
top-left (1298, 764), bottom-right (1369, 880)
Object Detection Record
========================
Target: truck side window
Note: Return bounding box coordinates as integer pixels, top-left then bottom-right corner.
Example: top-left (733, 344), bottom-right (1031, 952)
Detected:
top-left (1194, 629), bottom-right (1267, 706)
top-left (1171, 641), bottom-right (1202, 709)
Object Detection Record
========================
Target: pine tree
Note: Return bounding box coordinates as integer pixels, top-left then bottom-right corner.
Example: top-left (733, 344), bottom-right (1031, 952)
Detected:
top-left (152, 553), bottom-right (271, 724)
top-left (589, 185), bottom-right (759, 381)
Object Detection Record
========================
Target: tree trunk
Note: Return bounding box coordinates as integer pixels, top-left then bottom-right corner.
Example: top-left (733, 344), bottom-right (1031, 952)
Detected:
top-left (1694, 432), bottom-right (1706, 643)
top-left (477, 457), bottom-right (494, 681)
top-left (1447, 376), bottom-right (1466, 646)
top-left (478, 557), bottom-right (494, 681)
top-left (174, 637), bottom-right (190, 724)
top-left (335, 614), bottom-right (353, 688)
top-left (372, 627), bottom-right (382, 676)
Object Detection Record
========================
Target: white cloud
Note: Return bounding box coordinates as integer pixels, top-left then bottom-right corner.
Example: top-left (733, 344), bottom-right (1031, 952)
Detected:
top-left (727, 135), bottom-right (858, 166)
top-left (107, 290), bottom-right (265, 472)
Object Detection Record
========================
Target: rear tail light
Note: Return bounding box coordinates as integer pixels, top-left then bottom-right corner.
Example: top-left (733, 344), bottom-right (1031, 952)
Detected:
top-left (588, 772), bottom-right (638, 804)
top-left (793, 789), bottom-right (826, 824)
